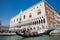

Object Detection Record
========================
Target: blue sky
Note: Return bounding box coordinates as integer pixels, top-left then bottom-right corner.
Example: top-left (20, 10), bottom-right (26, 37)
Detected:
top-left (0, 0), bottom-right (60, 26)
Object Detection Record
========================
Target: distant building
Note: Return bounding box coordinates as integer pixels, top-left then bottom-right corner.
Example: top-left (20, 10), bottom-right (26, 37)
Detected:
top-left (0, 25), bottom-right (9, 30)
top-left (0, 25), bottom-right (9, 33)
top-left (10, 1), bottom-right (60, 31)
top-left (0, 20), bottom-right (9, 32)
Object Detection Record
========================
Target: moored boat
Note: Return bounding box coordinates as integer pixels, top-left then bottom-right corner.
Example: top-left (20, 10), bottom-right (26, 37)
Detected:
top-left (16, 28), bottom-right (53, 37)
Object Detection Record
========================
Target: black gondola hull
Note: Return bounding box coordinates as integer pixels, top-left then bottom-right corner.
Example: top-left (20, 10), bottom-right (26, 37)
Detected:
top-left (16, 32), bottom-right (43, 37)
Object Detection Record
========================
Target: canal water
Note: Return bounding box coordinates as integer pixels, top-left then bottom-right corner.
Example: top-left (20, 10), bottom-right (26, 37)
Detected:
top-left (0, 35), bottom-right (60, 40)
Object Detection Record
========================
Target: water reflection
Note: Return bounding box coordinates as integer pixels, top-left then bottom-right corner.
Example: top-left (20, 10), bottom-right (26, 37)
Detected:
top-left (0, 35), bottom-right (60, 40)
top-left (16, 35), bottom-right (52, 40)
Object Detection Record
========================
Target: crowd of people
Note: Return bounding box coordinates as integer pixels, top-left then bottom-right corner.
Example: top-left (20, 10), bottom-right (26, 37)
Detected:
top-left (0, 27), bottom-right (38, 36)
top-left (0, 30), bottom-right (15, 33)
top-left (17, 28), bottom-right (38, 36)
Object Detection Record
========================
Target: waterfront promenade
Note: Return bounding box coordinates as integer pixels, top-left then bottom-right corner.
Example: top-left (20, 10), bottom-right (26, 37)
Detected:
top-left (0, 25), bottom-right (16, 36)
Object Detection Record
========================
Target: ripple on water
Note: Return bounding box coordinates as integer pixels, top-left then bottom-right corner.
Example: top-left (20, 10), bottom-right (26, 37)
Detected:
top-left (0, 35), bottom-right (60, 40)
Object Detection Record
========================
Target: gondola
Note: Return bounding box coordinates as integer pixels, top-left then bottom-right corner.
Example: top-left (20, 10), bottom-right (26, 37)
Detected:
top-left (16, 32), bottom-right (43, 37)
top-left (16, 29), bottom-right (54, 37)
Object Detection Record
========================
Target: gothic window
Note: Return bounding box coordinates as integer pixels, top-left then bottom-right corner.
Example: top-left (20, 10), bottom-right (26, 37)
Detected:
top-left (35, 21), bottom-right (36, 25)
top-left (37, 21), bottom-right (38, 24)
top-left (41, 19), bottom-right (43, 23)
top-left (23, 15), bottom-right (25, 19)
top-left (37, 9), bottom-right (41, 15)
top-left (39, 20), bottom-right (40, 24)
top-left (17, 19), bottom-right (18, 21)
top-left (29, 13), bottom-right (32, 18)
top-left (19, 18), bottom-right (21, 23)
top-left (20, 18), bottom-right (21, 21)
top-left (30, 28), bottom-right (32, 30)
top-left (43, 19), bottom-right (45, 23)
top-left (37, 6), bottom-right (38, 8)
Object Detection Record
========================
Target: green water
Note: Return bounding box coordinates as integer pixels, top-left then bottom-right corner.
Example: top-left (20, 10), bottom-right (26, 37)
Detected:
top-left (0, 35), bottom-right (60, 40)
